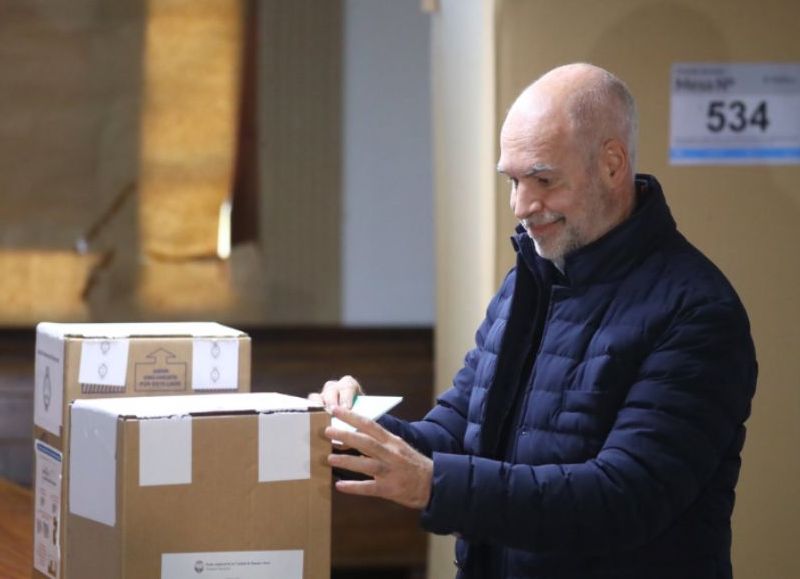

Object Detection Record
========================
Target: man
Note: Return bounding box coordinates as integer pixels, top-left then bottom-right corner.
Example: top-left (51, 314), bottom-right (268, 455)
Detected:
top-left (314, 63), bottom-right (757, 578)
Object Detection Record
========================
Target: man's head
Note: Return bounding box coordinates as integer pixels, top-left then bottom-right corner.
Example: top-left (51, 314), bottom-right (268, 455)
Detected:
top-left (496, 63), bottom-right (638, 269)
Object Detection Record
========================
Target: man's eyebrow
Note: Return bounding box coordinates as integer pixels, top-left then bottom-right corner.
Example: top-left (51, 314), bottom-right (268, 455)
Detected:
top-left (495, 163), bottom-right (556, 176)
top-left (524, 163), bottom-right (556, 176)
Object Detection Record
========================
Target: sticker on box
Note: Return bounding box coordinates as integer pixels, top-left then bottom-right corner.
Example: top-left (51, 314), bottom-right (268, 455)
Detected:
top-left (134, 348), bottom-right (189, 392)
top-left (34, 440), bottom-right (62, 579)
top-left (161, 550), bottom-right (303, 579)
top-left (34, 331), bottom-right (65, 436)
top-left (191, 339), bottom-right (239, 390)
top-left (78, 339), bottom-right (129, 392)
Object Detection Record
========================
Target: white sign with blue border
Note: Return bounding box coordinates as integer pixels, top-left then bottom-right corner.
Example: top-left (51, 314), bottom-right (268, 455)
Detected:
top-left (670, 62), bottom-right (800, 165)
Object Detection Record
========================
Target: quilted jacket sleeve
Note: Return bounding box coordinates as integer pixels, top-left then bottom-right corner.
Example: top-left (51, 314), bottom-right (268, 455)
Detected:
top-left (379, 271), bottom-right (514, 458)
top-left (419, 297), bottom-right (757, 555)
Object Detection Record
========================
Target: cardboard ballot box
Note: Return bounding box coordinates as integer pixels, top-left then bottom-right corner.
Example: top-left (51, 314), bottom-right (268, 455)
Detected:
top-left (32, 322), bottom-right (251, 579)
top-left (66, 393), bottom-right (330, 579)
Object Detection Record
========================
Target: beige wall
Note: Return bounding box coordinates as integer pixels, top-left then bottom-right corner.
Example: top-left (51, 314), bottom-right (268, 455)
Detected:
top-left (433, 0), bottom-right (799, 576)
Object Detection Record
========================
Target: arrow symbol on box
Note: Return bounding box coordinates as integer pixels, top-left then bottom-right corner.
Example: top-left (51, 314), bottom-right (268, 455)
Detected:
top-left (144, 348), bottom-right (178, 365)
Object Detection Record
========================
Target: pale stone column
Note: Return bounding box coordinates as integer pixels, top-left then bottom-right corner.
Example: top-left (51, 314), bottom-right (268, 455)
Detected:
top-left (429, 1), bottom-right (498, 577)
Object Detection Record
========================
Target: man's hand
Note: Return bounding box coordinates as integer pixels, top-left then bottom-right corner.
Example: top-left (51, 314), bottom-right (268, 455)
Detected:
top-left (325, 406), bottom-right (433, 510)
top-left (308, 375), bottom-right (363, 409)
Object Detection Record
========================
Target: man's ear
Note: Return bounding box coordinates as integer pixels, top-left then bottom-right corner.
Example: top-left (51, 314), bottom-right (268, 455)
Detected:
top-left (599, 138), bottom-right (628, 189)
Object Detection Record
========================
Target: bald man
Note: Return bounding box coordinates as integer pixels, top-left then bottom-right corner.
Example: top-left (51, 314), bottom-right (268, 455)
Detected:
top-left (317, 64), bottom-right (757, 579)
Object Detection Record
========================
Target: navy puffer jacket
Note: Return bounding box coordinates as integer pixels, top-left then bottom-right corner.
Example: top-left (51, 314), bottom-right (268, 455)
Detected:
top-left (381, 174), bottom-right (757, 578)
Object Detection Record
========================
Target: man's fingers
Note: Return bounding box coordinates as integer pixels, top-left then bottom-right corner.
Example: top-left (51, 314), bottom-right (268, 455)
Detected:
top-left (321, 380), bottom-right (341, 409)
top-left (340, 392), bottom-right (356, 407)
top-left (330, 406), bottom-right (391, 443)
top-left (320, 375), bottom-right (363, 409)
top-left (334, 479), bottom-right (379, 497)
top-left (307, 392), bottom-right (324, 407)
top-left (325, 426), bottom-right (388, 459)
top-left (326, 422), bottom-right (435, 510)
top-left (337, 375), bottom-right (363, 407)
top-left (328, 453), bottom-right (384, 478)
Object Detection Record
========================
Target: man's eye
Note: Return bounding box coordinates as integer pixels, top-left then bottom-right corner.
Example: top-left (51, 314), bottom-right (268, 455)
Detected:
top-left (537, 177), bottom-right (550, 186)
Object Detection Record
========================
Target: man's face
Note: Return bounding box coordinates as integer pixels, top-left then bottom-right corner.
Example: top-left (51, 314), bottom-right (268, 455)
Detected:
top-left (497, 110), bottom-right (618, 265)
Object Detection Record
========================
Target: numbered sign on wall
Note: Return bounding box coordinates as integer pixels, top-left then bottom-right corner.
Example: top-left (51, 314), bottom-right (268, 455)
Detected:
top-left (670, 63), bottom-right (800, 165)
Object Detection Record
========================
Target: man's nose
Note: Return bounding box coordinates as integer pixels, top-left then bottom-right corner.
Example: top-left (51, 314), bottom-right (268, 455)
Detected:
top-left (512, 184), bottom-right (543, 220)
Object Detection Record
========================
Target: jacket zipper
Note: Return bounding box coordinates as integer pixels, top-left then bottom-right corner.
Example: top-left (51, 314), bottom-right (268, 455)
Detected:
top-left (507, 287), bottom-right (557, 462)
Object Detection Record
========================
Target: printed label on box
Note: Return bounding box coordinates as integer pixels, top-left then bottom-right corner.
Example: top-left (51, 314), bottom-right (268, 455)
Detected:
top-left (34, 332), bottom-right (65, 436)
top-left (34, 441), bottom-right (62, 579)
top-left (135, 348), bottom-right (188, 392)
top-left (191, 339), bottom-right (239, 390)
top-left (161, 550), bottom-right (303, 579)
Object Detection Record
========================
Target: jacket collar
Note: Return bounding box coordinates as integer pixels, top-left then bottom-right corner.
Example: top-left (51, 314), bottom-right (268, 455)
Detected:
top-left (511, 174), bottom-right (676, 287)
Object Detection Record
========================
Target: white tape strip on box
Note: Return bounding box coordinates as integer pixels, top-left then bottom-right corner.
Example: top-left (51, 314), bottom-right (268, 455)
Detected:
top-left (78, 339), bottom-right (130, 387)
top-left (69, 405), bottom-right (119, 527)
top-left (191, 339), bottom-right (239, 390)
top-left (71, 392), bottom-right (310, 419)
top-left (258, 413), bottom-right (310, 482)
top-left (38, 321), bottom-right (244, 339)
top-left (139, 416), bottom-right (193, 486)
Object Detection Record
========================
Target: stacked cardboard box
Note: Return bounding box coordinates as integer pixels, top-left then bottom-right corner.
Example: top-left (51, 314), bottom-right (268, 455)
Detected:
top-left (32, 322), bottom-right (252, 579)
top-left (67, 392), bottom-right (330, 579)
